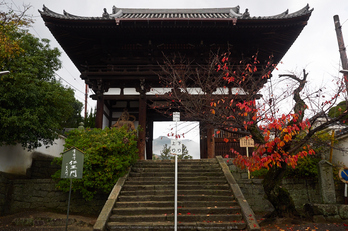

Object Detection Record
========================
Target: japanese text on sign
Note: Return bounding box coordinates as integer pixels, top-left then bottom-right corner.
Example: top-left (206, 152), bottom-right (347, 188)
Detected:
top-left (61, 148), bottom-right (84, 179)
top-left (240, 137), bottom-right (254, 147)
top-left (173, 112), bottom-right (180, 122)
top-left (171, 140), bottom-right (182, 155)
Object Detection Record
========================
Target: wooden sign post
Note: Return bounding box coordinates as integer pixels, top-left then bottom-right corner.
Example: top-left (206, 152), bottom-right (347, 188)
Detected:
top-left (240, 137), bottom-right (254, 179)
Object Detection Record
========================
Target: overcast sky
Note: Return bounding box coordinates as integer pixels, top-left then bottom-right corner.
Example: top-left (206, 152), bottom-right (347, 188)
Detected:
top-left (6, 0), bottom-right (348, 131)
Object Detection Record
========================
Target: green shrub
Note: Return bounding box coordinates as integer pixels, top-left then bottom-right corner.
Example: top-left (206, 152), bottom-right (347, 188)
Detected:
top-left (285, 156), bottom-right (321, 178)
top-left (52, 127), bottom-right (138, 201)
top-left (251, 168), bottom-right (268, 178)
top-left (250, 156), bottom-right (321, 179)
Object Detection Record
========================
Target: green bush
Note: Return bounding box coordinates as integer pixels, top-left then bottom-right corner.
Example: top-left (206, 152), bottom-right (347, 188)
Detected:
top-left (250, 156), bottom-right (321, 179)
top-left (52, 127), bottom-right (138, 201)
top-left (285, 156), bottom-right (321, 178)
top-left (251, 168), bottom-right (268, 178)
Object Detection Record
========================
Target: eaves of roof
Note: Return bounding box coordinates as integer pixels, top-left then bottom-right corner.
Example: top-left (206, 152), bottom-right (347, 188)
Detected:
top-left (335, 127), bottom-right (348, 140)
top-left (39, 4), bottom-right (313, 22)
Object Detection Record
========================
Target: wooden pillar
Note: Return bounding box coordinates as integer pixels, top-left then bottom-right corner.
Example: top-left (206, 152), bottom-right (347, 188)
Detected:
top-left (146, 120), bottom-right (153, 160)
top-left (93, 79), bottom-right (109, 129)
top-left (207, 126), bottom-right (215, 159)
top-left (138, 92), bottom-right (146, 160)
top-left (96, 95), bottom-right (104, 128)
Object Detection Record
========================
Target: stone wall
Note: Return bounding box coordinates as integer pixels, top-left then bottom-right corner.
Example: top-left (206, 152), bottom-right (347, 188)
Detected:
top-left (0, 154), bottom-right (108, 216)
top-left (237, 178), bottom-right (325, 213)
top-left (0, 173), bottom-right (11, 215)
top-left (228, 159), bottom-right (346, 213)
top-left (9, 179), bottom-right (107, 215)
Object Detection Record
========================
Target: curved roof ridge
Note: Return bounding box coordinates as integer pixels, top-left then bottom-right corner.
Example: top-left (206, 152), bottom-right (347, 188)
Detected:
top-left (39, 5), bottom-right (67, 18)
top-left (39, 5), bottom-right (313, 20)
top-left (271, 9), bottom-right (289, 18)
top-left (63, 10), bottom-right (81, 18)
top-left (286, 4), bottom-right (313, 18)
top-left (39, 5), bottom-right (99, 20)
top-left (112, 6), bottom-right (240, 14)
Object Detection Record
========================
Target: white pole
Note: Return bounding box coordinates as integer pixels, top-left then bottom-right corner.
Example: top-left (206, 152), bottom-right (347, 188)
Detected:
top-left (174, 153), bottom-right (178, 231)
top-left (174, 122), bottom-right (178, 231)
top-left (174, 121), bottom-right (178, 231)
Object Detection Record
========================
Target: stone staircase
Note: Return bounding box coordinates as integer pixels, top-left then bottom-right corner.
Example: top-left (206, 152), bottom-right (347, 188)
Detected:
top-left (94, 157), bottom-right (260, 231)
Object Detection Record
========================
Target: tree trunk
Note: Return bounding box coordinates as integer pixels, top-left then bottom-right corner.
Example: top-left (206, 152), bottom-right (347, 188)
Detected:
top-left (262, 162), bottom-right (298, 217)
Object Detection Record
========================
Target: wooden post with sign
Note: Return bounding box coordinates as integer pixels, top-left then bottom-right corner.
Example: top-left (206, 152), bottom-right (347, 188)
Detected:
top-left (240, 137), bottom-right (254, 179)
top-left (61, 148), bottom-right (84, 231)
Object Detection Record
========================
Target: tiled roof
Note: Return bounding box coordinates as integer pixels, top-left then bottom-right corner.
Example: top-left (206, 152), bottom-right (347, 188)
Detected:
top-left (39, 4), bottom-right (313, 21)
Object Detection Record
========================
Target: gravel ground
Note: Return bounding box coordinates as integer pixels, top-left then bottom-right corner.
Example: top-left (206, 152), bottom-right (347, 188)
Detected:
top-left (1, 211), bottom-right (348, 231)
top-left (258, 216), bottom-right (348, 231)
top-left (0, 211), bottom-right (95, 231)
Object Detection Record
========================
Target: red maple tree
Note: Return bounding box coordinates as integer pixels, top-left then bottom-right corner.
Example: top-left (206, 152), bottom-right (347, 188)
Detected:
top-left (153, 51), bottom-right (347, 217)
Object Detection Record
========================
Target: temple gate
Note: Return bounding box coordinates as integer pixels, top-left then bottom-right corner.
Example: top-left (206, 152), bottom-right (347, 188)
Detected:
top-left (40, 5), bottom-right (312, 159)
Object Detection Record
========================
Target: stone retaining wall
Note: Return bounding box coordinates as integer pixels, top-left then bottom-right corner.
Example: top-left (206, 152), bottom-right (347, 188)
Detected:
top-left (9, 179), bottom-right (107, 215)
top-left (228, 160), bottom-right (346, 213)
top-left (237, 178), bottom-right (324, 213)
top-left (0, 154), bottom-right (108, 216)
top-left (0, 173), bottom-right (11, 215)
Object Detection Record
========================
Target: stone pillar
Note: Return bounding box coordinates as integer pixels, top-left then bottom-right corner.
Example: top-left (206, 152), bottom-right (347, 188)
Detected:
top-left (207, 127), bottom-right (215, 159)
top-left (318, 160), bottom-right (336, 204)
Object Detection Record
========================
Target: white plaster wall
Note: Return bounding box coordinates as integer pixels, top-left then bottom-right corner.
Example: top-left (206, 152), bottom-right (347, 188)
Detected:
top-left (332, 136), bottom-right (348, 167)
top-left (0, 136), bottom-right (65, 175)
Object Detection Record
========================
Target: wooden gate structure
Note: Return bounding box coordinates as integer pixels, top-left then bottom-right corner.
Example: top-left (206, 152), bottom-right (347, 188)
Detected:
top-left (40, 4), bottom-right (312, 159)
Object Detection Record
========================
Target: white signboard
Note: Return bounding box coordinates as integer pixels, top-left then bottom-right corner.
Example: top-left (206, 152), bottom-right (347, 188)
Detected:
top-left (173, 112), bottom-right (180, 122)
top-left (171, 139), bottom-right (182, 154)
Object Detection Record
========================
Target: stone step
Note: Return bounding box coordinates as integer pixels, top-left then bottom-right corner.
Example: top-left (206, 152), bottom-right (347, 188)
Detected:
top-left (93, 158), bottom-right (260, 231)
top-left (125, 178), bottom-right (227, 184)
top-left (126, 175), bottom-right (226, 181)
top-left (131, 167), bottom-right (221, 172)
top-left (120, 189), bottom-right (231, 196)
top-left (122, 184), bottom-right (230, 191)
top-left (128, 171), bottom-right (224, 177)
top-left (107, 221), bottom-right (246, 230)
top-left (112, 206), bottom-right (241, 216)
top-left (114, 200), bottom-right (238, 208)
top-left (120, 189), bottom-right (232, 196)
top-left (135, 159), bottom-right (217, 164)
top-left (131, 165), bottom-right (221, 170)
top-left (134, 160), bottom-right (219, 164)
top-left (117, 195), bottom-right (234, 202)
top-left (108, 213), bottom-right (243, 223)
